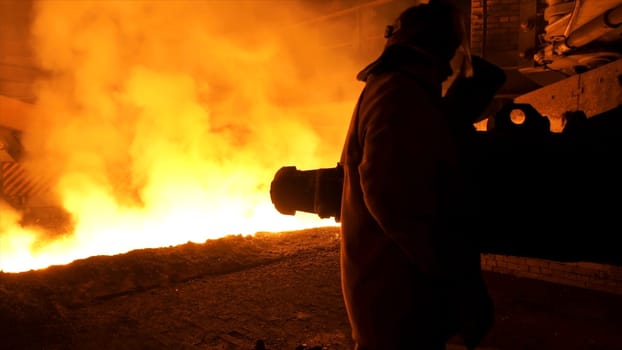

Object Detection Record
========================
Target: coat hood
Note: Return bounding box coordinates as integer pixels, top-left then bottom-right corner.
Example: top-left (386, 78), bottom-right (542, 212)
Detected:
top-left (356, 44), bottom-right (453, 94)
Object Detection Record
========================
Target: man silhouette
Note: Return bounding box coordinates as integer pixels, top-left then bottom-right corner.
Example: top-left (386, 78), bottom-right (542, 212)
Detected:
top-left (338, 2), bottom-right (494, 349)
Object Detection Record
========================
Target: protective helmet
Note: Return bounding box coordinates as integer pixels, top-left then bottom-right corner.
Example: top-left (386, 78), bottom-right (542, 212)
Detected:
top-left (357, 1), bottom-right (473, 81)
top-left (384, 0), bottom-right (466, 62)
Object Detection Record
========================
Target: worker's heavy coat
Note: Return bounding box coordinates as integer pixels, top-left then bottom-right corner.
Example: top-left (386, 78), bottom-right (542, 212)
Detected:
top-left (339, 46), bottom-right (493, 350)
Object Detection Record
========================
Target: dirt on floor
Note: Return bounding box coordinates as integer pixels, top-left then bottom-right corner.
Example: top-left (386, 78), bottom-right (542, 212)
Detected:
top-left (1, 227), bottom-right (622, 350)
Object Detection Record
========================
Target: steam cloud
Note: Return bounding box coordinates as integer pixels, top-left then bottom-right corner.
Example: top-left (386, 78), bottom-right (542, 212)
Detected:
top-left (1, 0), bottom-right (398, 272)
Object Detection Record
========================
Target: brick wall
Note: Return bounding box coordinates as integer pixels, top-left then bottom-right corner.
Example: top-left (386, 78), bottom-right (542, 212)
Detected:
top-left (482, 254), bottom-right (622, 295)
top-left (471, 0), bottom-right (522, 67)
top-left (471, 1), bottom-right (485, 56)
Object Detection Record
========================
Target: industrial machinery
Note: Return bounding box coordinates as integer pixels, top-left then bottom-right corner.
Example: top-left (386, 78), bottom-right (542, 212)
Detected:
top-left (0, 96), bottom-right (30, 207)
top-left (519, 0), bottom-right (622, 85)
top-left (270, 1), bottom-right (622, 265)
top-left (270, 71), bottom-right (622, 265)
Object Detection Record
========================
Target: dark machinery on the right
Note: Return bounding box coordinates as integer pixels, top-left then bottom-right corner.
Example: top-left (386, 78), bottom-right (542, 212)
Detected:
top-left (270, 1), bottom-right (622, 265)
top-left (270, 75), bottom-right (622, 265)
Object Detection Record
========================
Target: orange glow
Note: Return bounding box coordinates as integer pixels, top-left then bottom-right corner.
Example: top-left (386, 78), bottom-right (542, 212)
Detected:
top-left (0, 0), bottom-right (374, 272)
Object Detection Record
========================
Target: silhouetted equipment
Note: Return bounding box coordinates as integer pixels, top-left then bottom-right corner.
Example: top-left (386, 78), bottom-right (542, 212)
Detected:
top-left (270, 164), bottom-right (343, 220)
top-left (269, 60), bottom-right (622, 265)
top-left (476, 104), bottom-right (622, 265)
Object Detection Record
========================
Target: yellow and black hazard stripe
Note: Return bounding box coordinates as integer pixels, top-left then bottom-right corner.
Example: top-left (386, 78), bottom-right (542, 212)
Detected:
top-left (1, 162), bottom-right (53, 202)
